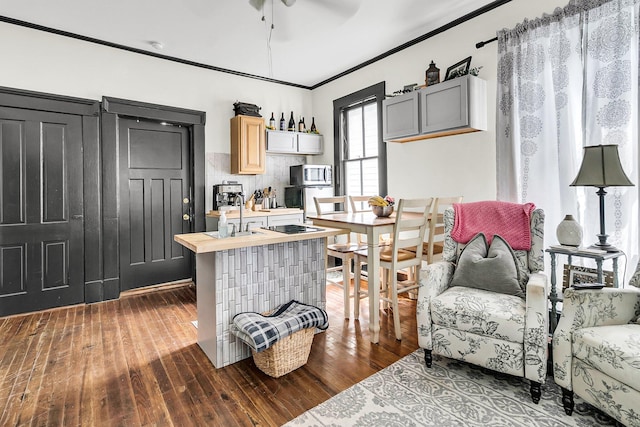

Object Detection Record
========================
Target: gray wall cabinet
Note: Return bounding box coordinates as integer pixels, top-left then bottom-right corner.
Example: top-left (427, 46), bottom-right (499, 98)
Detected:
top-left (266, 130), bottom-right (323, 155)
top-left (382, 91), bottom-right (420, 140)
top-left (382, 75), bottom-right (487, 143)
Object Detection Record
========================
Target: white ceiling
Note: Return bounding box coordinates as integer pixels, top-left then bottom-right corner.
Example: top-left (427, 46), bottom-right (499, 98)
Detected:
top-left (1, 0), bottom-right (499, 88)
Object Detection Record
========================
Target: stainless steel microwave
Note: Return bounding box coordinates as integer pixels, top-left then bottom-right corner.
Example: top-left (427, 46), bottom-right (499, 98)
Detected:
top-left (289, 164), bottom-right (332, 187)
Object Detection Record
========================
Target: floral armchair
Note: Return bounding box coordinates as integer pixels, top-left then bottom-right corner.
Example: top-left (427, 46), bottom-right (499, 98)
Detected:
top-left (552, 266), bottom-right (640, 427)
top-left (416, 207), bottom-right (547, 403)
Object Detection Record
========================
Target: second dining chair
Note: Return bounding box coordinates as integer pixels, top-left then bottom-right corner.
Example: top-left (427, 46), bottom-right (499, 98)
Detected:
top-left (411, 196), bottom-right (463, 264)
top-left (354, 197), bottom-right (433, 340)
top-left (314, 195), bottom-right (364, 319)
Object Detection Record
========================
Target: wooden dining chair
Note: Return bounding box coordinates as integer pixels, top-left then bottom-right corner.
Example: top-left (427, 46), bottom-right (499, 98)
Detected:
top-left (405, 196), bottom-right (463, 264)
top-left (347, 194), bottom-right (391, 319)
top-left (424, 196), bottom-right (463, 263)
top-left (354, 197), bottom-right (433, 340)
top-left (314, 196), bottom-right (364, 319)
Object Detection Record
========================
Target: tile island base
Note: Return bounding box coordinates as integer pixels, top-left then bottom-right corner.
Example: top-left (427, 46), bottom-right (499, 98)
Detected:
top-left (175, 227), bottom-right (344, 368)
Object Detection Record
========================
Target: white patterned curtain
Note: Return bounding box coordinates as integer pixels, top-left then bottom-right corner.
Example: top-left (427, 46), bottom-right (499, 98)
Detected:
top-left (497, 0), bottom-right (639, 274)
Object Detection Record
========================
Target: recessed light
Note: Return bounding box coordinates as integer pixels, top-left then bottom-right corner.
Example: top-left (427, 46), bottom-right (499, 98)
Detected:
top-left (149, 41), bottom-right (164, 50)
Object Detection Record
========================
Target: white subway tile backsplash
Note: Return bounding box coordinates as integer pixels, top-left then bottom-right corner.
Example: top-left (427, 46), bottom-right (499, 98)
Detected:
top-left (205, 152), bottom-right (307, 211)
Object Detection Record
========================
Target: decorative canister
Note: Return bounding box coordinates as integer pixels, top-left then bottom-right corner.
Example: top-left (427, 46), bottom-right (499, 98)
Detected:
top-left (556, 214), bottom-right (583, 247)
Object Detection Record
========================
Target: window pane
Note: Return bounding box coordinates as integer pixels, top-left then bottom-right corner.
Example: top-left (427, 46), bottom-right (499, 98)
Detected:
top-left (362, 158), bottom-right (378, 196)
top-left (345, 160), bottom-right (363, 195)
top-left (363, 103), bottom-right (378, 157)
top-left (347, 108), bottom-right (363, 159)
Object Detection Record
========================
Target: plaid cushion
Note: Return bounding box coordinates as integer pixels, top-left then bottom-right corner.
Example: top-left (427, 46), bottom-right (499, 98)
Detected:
top-left (231, 300), bottom-right (329, 353)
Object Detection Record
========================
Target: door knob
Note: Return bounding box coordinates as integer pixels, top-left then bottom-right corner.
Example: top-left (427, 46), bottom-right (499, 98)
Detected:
top-left (183, 198), bottom-right (190, 204)
top-left (183, 214), bottom-right (190, 220)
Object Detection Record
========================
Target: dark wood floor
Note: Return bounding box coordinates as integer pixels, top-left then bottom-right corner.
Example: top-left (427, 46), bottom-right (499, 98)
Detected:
top-left (0, 282), bottom-right (418, 426)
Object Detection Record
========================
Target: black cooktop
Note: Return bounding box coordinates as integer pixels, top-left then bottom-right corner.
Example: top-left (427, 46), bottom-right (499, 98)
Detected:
top-left (262, 225), bottom-right (322, 234)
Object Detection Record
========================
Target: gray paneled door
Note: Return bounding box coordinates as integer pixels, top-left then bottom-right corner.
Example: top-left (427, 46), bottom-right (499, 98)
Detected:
top-left (119, 118), bottom-right (192, 290)
top-left (0, 107), bottom-right (84, 316)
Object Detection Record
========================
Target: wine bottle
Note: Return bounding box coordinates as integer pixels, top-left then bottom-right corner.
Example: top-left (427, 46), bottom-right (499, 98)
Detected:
top-left (298, 116), bottom-right (304, 132)
top-left (269, 112), bottom-right (275, 129)
top-left (310, 117), bottom-right (317, 133)
top-left (279, 113), bottom-right (285, 131)
top-left (288, 111), bottom-right (295, 132)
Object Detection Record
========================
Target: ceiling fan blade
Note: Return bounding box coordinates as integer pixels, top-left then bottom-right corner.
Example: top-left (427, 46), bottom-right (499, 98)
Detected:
top-left (281, 0), bottom-right (296, 6)
top-left (307, 0), bottom-right (361, 18)
top-left (249, 0), bottom-right (265, 11)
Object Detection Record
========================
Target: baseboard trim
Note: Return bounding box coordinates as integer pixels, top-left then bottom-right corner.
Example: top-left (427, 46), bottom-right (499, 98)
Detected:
top-left (120, 279), bottom-right (193, 298)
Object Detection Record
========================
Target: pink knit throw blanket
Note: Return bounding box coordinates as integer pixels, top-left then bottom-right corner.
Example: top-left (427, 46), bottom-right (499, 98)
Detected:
top-left (451, 201), bottom-right (536, 250)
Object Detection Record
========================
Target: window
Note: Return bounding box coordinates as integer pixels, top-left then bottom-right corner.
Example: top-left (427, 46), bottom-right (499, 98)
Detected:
top-left (344, 101), bottom-right (379, 197)
top-left (333, 82), bottom-right (386, 199)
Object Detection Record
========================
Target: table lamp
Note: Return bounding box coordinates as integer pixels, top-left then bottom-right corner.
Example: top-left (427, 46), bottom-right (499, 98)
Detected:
top-left (570, 144), bottom-right (634, 252)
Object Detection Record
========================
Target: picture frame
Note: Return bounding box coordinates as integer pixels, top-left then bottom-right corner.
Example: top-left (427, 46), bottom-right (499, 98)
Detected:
top-left (562, 264), bottom-right (614, 289)
top-left (444, 56), bottom-right (472, 81)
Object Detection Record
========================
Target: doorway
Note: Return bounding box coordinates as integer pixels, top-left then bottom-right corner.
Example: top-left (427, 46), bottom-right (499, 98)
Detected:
top-left (0, 107), bottom-right (85, 316)
top-left (0, 89), bottom-right (205, 316)
top-left (102, 97), bottom-right (206, 294)
top-left (118, 118), bottom-right (192, 290)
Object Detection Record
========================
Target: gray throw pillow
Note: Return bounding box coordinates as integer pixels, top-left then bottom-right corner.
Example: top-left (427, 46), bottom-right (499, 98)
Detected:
top-left (449, 232), bottom-right (523, 297)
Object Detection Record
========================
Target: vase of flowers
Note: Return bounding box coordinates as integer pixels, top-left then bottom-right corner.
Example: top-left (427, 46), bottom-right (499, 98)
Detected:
top-left (369, 195), bottom-right (395, 217)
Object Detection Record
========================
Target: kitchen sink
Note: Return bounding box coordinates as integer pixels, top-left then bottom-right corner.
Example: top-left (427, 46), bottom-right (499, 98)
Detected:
top-left (232, 230), bottom-right (263, 237)
top-left (204, 230), bottom-right (262, 239)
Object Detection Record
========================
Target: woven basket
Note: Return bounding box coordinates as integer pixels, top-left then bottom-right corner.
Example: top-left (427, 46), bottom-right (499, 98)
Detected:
top-left (252, 327), bottom-right (315, 378)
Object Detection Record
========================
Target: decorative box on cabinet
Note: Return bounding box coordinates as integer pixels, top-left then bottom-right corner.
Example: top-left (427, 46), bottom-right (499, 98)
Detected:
top-left (231, 115), bottom-right (265, 174)
top-left (266, 130), bottom-right (323, 155)
top-left (382, 75), bottom-right (487, 143)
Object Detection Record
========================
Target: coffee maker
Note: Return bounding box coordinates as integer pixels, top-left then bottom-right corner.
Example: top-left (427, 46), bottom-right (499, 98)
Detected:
top-left (212, 183), bottom-right (243, 210)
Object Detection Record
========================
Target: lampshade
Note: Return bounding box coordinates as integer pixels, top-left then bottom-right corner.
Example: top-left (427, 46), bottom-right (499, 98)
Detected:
top-left (570, 144), bottom-right (634, 187)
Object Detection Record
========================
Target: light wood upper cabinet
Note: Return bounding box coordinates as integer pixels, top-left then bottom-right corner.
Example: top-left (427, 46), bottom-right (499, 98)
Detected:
top-left (231, 115), bottom-right (265, 174)
top-left (382, 75), bottom-right (487, 143)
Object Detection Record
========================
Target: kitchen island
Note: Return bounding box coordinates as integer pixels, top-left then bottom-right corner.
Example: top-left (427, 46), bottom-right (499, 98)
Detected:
top-left (174, 226), bottom-right (345, 368)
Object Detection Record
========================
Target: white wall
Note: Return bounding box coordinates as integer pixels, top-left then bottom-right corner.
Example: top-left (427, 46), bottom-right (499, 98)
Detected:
top-left (0, 22), bottom-right (313, 209)
top-left (311, 0), bottom-right (567, 202)
top-left (0, 0), bottom-right (567, 207)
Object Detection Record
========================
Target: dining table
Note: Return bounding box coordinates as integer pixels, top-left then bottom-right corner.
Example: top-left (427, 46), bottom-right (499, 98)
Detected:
top-left (308, 211), bottom-right (418, 344)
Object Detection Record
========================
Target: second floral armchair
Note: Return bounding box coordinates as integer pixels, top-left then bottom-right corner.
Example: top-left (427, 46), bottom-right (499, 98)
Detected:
top-left (552, 280), bottom-right (640, 427)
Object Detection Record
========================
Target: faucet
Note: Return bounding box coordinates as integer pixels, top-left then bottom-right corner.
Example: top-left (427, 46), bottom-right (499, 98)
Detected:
top-left (233, 193), bottom-right (244, 236)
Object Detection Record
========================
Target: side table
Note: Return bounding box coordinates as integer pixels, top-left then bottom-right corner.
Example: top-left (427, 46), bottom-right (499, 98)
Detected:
top-left (545, 247), bottom-right (622, 332)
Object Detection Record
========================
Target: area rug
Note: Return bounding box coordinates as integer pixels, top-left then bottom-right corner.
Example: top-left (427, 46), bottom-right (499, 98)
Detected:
top-left (285, 350), bottom-right (622, 427)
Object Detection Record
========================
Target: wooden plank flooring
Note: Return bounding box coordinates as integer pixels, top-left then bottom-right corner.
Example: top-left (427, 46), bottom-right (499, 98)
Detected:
top-left (0, 282), bottom-right (418, 426)
top-left (0, 285), bottom-right (418, 426)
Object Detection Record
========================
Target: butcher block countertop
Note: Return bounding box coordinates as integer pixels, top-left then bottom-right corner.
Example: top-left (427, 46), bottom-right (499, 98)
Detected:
top-left (206, 208), bottom-right (303, 218)
top-left (174, 226), bottom-right (345, 253)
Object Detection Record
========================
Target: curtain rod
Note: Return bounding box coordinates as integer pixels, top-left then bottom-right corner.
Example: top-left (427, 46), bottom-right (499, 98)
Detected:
top-left (476, 36), bottom-right (498, 48)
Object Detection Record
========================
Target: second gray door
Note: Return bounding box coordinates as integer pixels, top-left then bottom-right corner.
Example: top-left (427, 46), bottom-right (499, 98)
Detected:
top-left (119, 118), bottom-right (192, 290)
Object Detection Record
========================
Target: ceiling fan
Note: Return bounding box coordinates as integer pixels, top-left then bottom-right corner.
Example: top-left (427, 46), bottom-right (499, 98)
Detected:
top-left (249, 0), bottom-right (296, 11)
top-left (248, 0), bottom-right (363, 43)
